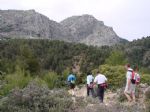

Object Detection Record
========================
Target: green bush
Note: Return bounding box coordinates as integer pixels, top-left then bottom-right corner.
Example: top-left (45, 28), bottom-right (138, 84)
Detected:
top-left (140, 67), bottom-right (150, 74)
top-left (42, 72), bottom-right (59, 89)
top-left (0, 67), bottom-right (32, 96)
top-left (33, 77), bottom-right (47, 87)
top-left (93, 65), bottom-right (126, 90)
top-left (105, 50), bottom-right (127, 66)
top-left (141, 74), bottom-right (150, 85)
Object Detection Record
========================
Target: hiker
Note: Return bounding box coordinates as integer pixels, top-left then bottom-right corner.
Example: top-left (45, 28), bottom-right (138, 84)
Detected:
top-left (67, 72), bottom-right (76, 95)
top-left (86, 72), bottom-right (95, 97)
top-left (124, 64), bottom-right (137, 102)
top-left (94, 71), bottom-right (107, 103)
top-left (133, 65), bottom-right (140, 85)
top-left (133, 65), bottom-right (141, 98)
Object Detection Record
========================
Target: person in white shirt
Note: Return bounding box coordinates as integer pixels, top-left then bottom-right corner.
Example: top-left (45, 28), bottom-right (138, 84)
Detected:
top-left (124, 64), bottom-right (135, 102)
top-left (87, 72), bottom-right (94, 97)
top-left (94, 71), bottom-right (107, 103)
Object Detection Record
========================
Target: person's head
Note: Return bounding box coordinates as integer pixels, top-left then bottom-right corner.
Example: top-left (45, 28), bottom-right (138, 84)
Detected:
top-left (97, 71), bottom-right (100, 74)
top-left (125, 63), bottom-right (130, 70)
top-left (87, 72), bottom-right (90, 76)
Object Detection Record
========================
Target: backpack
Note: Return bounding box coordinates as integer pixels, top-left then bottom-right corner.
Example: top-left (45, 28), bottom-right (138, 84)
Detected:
top-left (131, 71), bottom-right (139, 84)
top-left (131, 71), bottom-right (136, 84)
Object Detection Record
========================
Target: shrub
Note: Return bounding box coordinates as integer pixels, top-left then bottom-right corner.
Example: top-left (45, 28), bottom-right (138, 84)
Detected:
top-left (93, 65), bottom-right (126, 90)
top-left (105, 50), bottom-right (127, 66)
top-left (0, 82), bottom-right (73, 112)
top-left (0, 67), bottom-right (32, 96)
top-left (141, 74), bottom-right (150, 85)
top-left (42, 72), bottom-right (59, 89)
top-left (33, 77), bottom-right (47, 87)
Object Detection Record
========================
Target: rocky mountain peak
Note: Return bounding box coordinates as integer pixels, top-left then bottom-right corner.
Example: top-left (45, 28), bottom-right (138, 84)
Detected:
top-left (60, 14), bottom-right (123, 45)
top-left (60, 14), bottom-right (104, 27)
top-left (0, 9), bottom-right (73, 41)
top-left (0, 10), bottom-right (127, 46)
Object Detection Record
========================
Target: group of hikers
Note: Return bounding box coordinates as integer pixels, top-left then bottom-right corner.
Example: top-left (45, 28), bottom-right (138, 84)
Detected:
top-left (67, 63), bottom-right (140, 103)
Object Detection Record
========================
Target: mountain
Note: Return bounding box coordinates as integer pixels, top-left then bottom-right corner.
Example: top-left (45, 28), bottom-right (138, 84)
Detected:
top-left (0, 10), bottom-right (127, 46)
top-left (0, 10), bottom-right (73, 42)
top-left (61, 14), bottom-right (126, 46)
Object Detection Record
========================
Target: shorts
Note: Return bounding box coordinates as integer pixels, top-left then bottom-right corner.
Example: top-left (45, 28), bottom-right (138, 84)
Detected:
top-left (124, 83), bottom-right (136, 94)
top-left (68, 81), bottom-right (75, 89)
top-left (70, 83), bottom-right (75, 89)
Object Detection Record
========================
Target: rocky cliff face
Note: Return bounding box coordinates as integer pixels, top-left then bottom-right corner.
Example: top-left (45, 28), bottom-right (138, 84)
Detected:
top-left (61, 14), bottom-right (125, 46)
top-left (0, 10), bottom-right (127, 46)
top-left (0, 10), bottom-right (72, 42)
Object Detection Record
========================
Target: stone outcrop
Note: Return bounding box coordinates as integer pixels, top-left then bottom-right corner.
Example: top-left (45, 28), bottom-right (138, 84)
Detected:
top-left (0, 10), bottom-right (72, 42)
top-left (61, 14), bottom-right (127, 46)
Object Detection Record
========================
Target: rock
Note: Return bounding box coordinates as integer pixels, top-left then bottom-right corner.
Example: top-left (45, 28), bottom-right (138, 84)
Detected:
top-left (0, 10), bottom-right (127, 46)
top-left (61, 14), bottom-right (127, 46)
top-left (0, 9), bottom-right (73, 42)
top-left (144, 86), bottom-right (150, 99)
top-left (144, 86), bottom-right (150, 112)
top-left (139, 83), bottom-right (149, 88)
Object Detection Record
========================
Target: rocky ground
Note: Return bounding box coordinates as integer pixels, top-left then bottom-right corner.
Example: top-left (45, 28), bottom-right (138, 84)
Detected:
top-left (69, 84), bottom-right (150, 112)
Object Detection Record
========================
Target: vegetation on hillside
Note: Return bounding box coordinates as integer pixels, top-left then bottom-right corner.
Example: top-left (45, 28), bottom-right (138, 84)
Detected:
top-left (0, 36), bottom-right (150, 96)
top-left (0, 39), bottom-right (111, 74)
top-left (0, 36), bottom-right (150, 112)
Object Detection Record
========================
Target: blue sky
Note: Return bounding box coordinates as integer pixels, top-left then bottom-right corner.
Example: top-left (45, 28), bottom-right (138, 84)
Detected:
top-left (0, 0), bottom-right (150, 41)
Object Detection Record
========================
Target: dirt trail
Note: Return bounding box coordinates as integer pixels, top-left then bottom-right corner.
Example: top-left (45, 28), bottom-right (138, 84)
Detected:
top-left (69, 85), bottom-right (145, 106)
top-left (68, 85), bottom-right (117, 105)
top-left (68, 85), bottom-right (148, 112)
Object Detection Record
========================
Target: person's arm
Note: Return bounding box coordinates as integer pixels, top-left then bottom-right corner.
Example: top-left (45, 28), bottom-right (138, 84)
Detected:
top-left (67, 76), bottom-right (69, 81)
top-left (93, 82), bottom-right (96, 87)
top-left (93, 77), bottom-right (97, 86)
top-left (87, 76), bottom-right (89, 85)
top-left (126, 71), bottom-right (131, 90)
top-left (105, 76), bottom-right (107, 82)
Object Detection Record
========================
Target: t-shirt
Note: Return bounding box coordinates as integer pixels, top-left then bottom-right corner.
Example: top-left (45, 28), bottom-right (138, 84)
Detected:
top-left (135, 72), bottom-right (140, 83)
top-left (126, 68), bottom-right (133, 86)
top-left (67, 74), bottom-right (76, 82)
top-left (135, 72), bottom-right (140, 79)
top-left (87, 75), bottom-right (94, 85)
top-left (94, 74), bottom-right (107, 84)
top-left (126, 68), bottom-right (133, 80)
